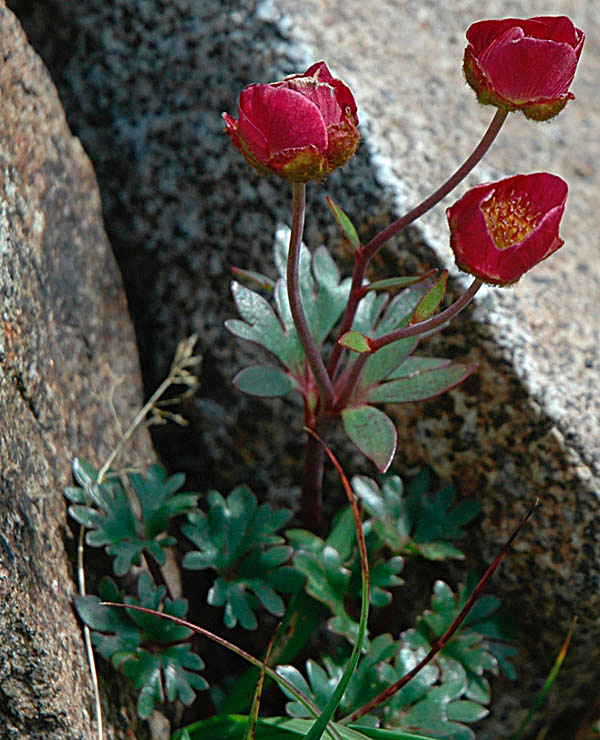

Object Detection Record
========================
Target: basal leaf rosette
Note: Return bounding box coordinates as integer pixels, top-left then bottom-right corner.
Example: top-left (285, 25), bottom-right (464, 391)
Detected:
top-left (223, 62), bottom-right (359, 183)
top-left (447, 173), bottom-right (568, 286)
top-left (464, 16), bottom-right (584, 121)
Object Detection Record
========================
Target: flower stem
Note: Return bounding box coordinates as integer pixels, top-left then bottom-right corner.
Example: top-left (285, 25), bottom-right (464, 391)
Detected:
top-left (369, 277), bottom-right (483, 352)
top-left (327, 108), bottom-right (508, 380)
top-left (287, 182), bottom-right (336, 410)
top-left (335, 278), bottom-right (482, 412)
top-left (363, 108), bottom-right (508, 260)
top-left (301, 431), bottom-right (325, 532)
top-left (288, 183), bottom-right (336, 531)
top-left (303, 430), bottom-right (369, 740)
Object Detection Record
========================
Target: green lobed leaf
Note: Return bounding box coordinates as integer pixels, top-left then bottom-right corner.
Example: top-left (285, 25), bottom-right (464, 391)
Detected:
top-left (66, 460), bottom-right (198, 576)
top-left (227, 281), bottom-right (304, 372)
top-left (365, 362), bottom-right (477, 405)
top-left (353, 471), bottom-right (480, 562)
top-left (76, 573), bottom-right (206, 719)
top-left (182, 486), bottom-right (295, 630)
top-left (233, 365), bottom-right (296, 398)
top-left (128, 464), bottom-right (198, 539)
top-left (342, 406), bottom-right (397, 473)
top-left (327, 196), bottom-right (361, 252)
top-left (410, 271), bottom-right (448, 324)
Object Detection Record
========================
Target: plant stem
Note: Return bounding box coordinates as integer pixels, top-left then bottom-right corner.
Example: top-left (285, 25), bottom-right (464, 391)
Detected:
top-left (335, 278), bottom-right (482, 412)
top-left (288, 183), bottom-right (336, 531)
top-left (363, 108), bottom-right (508, 260)
top-left (301, 431), bottom-right (325, 533)
top-left (303, 430), bottom-right (369, 740)
top-left (287, 182), bottom-right (336, 410)
top-left (341, 498), bottom-right (540, 724)
top-left (368, 277), bottom-right (482, 352)
top-left (327, 108), bottom-right (508, 380)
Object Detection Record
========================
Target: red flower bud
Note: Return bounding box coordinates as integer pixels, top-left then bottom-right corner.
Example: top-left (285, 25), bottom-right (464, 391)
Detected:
top-left (223, 62), bottom-right (359, 183)
top-left (464, 16), bottom-right (584, 121)
top-left (446, 173), bottom-right (568, 286)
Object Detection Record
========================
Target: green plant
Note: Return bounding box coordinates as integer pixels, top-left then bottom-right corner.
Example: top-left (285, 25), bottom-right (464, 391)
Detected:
top-left (66, 15), bottom-right (586, 740)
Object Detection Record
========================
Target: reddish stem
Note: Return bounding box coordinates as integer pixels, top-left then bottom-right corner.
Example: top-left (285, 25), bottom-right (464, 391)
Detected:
top-left (369, 277), bottom-right (482, 353)
top-left (327, 108), bottom-right (507, 382)
top-left (341, 498), bottom-right (541, 724)
top-left (301, 431), bottom-right (325, 533)
top-left (335, 278), bottom-right (482, 412)
top-left (287, 182), bottom-right (336, 410)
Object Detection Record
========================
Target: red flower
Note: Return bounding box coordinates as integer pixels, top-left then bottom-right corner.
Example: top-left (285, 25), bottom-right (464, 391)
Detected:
top-left (446, 173), bottom-right (568, 285)
top-left (223, 62), bottom-right (359, 183)
top-left (464, 16), bottom-right (584, 121)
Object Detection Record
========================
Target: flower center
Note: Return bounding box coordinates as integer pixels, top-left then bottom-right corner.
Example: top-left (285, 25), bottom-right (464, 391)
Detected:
top-left (481, 191), bottom-right (542, 250)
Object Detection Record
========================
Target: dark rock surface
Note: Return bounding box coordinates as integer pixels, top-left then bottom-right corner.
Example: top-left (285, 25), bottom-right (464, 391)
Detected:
top-left (0, 3), bottom-right (154, 737)
top-left (5, 0), bottom-right (403, 501)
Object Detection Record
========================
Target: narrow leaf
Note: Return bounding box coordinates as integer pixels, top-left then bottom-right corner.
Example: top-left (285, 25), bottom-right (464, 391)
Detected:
top-left (410, 271), bottom-right (448, 324)
top-left (342, 406), bottom-right (397, 473)
top-left (245, 630), bottom-right (278, 740)
top-left (327, 196), bottom-right (360, 252)
top-left (339, 332), bottom-right (372, 354)
top-left (178, 715), bottom-right (436, 740)
top-left (365, 363), bottom-right (477, 404)
top-left (366, 270), bottom-right (438, 292)
top-left (233, 365), bottom-right (295, 398)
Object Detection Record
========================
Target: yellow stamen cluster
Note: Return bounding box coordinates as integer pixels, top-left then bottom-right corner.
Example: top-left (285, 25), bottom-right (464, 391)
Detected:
top-left (481, 190), bottom-right (542, 250)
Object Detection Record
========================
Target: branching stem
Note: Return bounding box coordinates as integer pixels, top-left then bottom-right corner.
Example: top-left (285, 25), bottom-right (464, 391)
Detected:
top-left (327, 108), bottom-right (508, 380)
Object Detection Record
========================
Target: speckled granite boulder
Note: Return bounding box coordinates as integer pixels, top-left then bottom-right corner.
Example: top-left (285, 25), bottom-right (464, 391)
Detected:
top-left (0, 4), bottom-right (155, 738)
top-left (7, 0), bottom-right (599, 736)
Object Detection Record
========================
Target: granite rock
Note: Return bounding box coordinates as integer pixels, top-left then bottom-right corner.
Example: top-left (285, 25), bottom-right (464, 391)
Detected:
top-left (7, 0), bottom-right (600, 736)
top-left (0, 3), bottom-right (155, 738)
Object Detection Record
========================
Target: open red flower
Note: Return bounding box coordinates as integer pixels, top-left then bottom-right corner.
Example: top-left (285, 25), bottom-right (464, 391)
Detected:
top-left (223, 62), bottom-right (359, 183)
top-left (464, 16), bottom-right (584, 121)
top-left (447, 173), bottom-right (568, 285)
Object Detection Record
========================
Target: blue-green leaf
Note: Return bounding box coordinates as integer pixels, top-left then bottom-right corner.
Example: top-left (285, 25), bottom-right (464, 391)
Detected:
top-left (182, 486), bottom-right (294, 629)
top-left (365, 363), bottom-right (477, 404)
top-left (233, 365), bottom-right (296, 397)
top-left (342, 406), bottom-right (397, 473)
top-left (227, 281), bottom-right (304, 372)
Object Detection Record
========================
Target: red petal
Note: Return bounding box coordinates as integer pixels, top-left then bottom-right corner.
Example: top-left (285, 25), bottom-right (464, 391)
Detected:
top-left (447, 174), bottom-right (568, 285)
top-left (479, 28), bottom-right (578, 103)
top-left (305, 61), bottom-right (335, 83)
top-left (493, 172), bottom-right (568, 214)
top-left (279, 78), bottom-right (343, 127)
top-left (529, 16), bottom-right (581, 47)
top-left (238, 84), bottom-right (328, 158)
